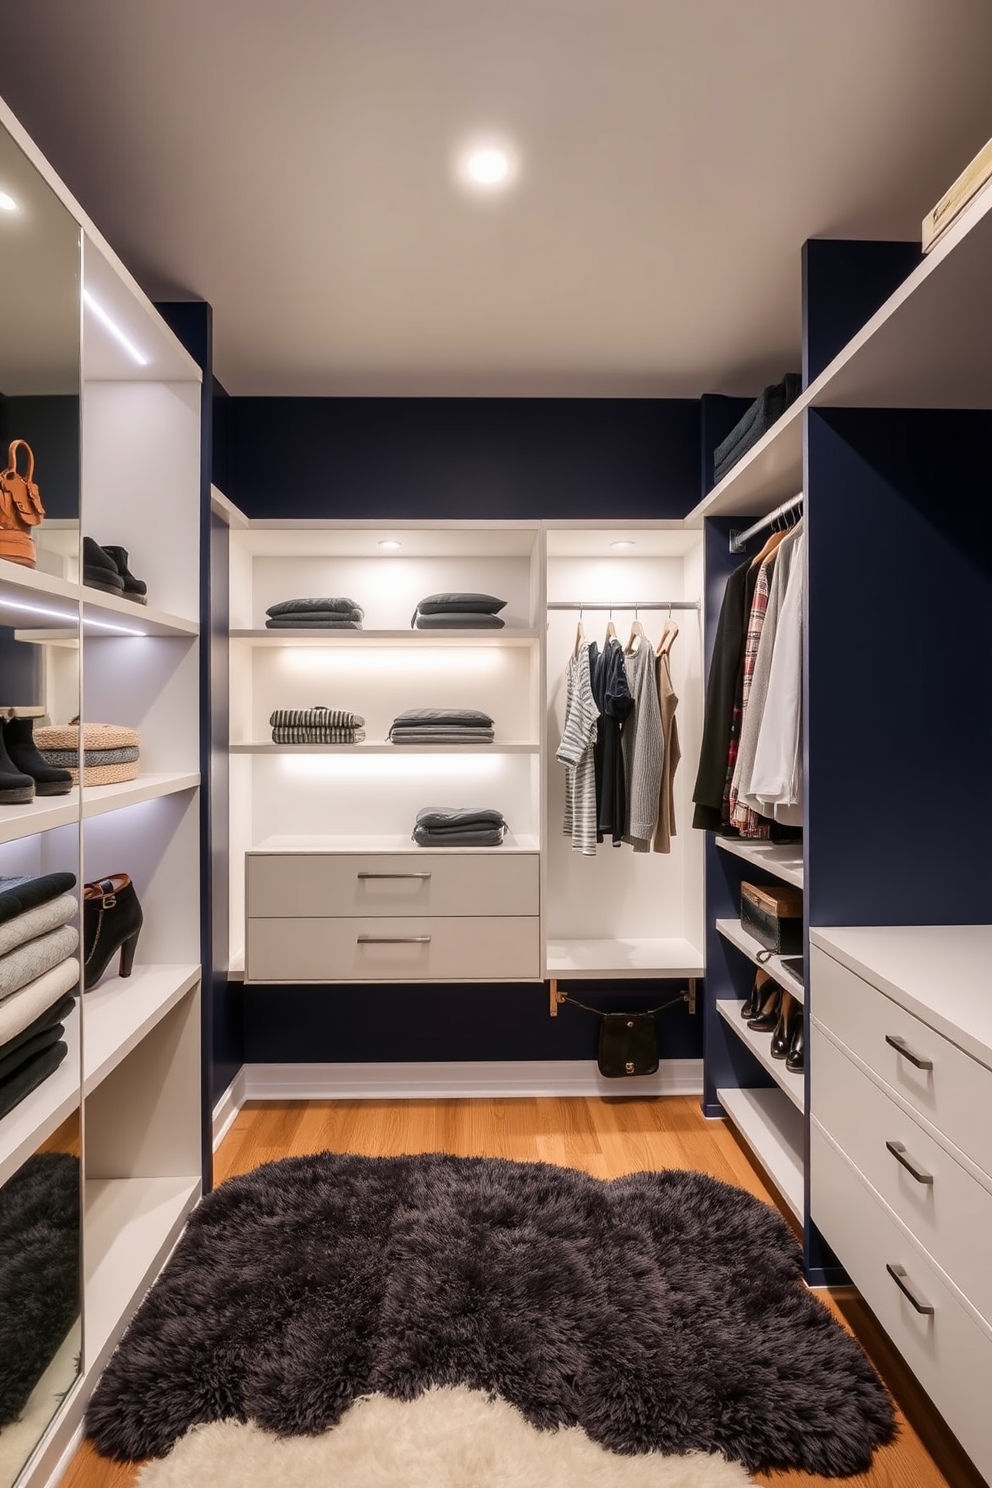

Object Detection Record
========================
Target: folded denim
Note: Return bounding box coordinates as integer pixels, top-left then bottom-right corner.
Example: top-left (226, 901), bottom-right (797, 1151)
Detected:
top-left (270, 709), bottom-right (365, 728)
top-left (415, 807), bottom-right (507, 829)
top-left (271, 728), bottom-right (366, 744)
top-left (0, 894), bottom-right (77, 958)
top-left (0, 874), bottom-right (78, 927)
top-left (265, 618), bottom-right (364, 629)
top-left (0, 1040), bottom-right (69, 1119)
top-left (390, 708), bottom-right (494, 728)
top-left (412, 612), bottom-right (505, 629)
top-left (266, 598), bottom-right (364, 618)
top-left (414, 593), bottom-right (507, 615)
top-left (0, 924), bottom-right (80, 1000)
top-left (413, 826), bottom-right (506, 847)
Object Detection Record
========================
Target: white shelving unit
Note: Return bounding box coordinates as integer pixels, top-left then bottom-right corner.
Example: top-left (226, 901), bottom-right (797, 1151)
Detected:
top-left (717, 1085), bottom-right (805, 1220)
top-left (716, 1000), bottom-right (804, 1112)
top-left (715, 918), bottom-right (804, 1003)
top-left (714, 835), bottom-right (803, 888)
top-left (0, 91), bottom-right (203, 1488)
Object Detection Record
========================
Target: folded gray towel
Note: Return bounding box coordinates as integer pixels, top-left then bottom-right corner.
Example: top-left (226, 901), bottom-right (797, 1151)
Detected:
top-left (415, 807), bottom-right (507, 830)
top-left (390, 731), bottom-right (495, 745)
top-left (413, 826), bottom-right (506, 847)
top-left (391, 709), bottom-right (494, 728)
top-left (412, 613), bottom-right (505, 630)
top-left (0, 894), bottom-right (77, 959)
top-left (266, 598), bottom-right (364, 618)
top-left (415, 593), bottom-right (506, 615)
top-left (0, 924), bottom-right (80, 1000)
top-left (265, 617), bottom-right (364, 629)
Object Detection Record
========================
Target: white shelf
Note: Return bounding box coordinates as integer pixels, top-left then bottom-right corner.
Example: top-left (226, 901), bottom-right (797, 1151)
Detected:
top-left (716, 917), bottom-right (804, 1004)
top-left (0, 559), bottom-right (198, 638)
top-left (84, 1176), bottom-right (200, 1372)
top-left (545, 937), bottom-right (704, 979)
top-left (81, 772), bottom-right (200, 819)
top-left (0, 1002), bottom-right (80, 1189)
top-left (231, 628), bottom-right (539, 645)
top-left (82, 965), bottom-right (199, 1097)
top-left (686, 399), bottom-right (807, 524)
top-left (715, 836), bottom-right (803, 888)
top-left (0, 789), bottom-right (80, 845)
top-left (810, 925), bottom-right (992, 1070)
top-left (231, 741), bottom-right (539, 755)
top-left (716, 999), bottom-right (804, 1112)
top-left (251, 831), bottom-right (540, 854)
top-left (716, 1085), bottom-right (805, 1220)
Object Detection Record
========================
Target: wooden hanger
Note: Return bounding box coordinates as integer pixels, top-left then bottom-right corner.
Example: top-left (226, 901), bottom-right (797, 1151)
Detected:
top-left (749, 527), bottom-right (788, 569)
top-left (656, 620), bottom-right (679, 658)
top-left (572, 615), bottom-right (586, 661)
top-left (624, 614), bottom-right (645, 655)
top-left (605, 610), bottom-right (617, 643)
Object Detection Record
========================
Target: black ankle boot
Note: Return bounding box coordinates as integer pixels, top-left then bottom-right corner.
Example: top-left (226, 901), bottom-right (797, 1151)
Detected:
top-left (0, 723), bottom-right (35, 804)
top-left (100, 545), bottom-right (147, 604)
top-left (82, 537), bottom-right (125, 596)
top-left (3, 717), bottom-right (72, 796)
top-left (741, 968), bottom-right (773, 1019)
top-left (747, 979), bottom-right (782, 1032)
top-left (83, 874), bottom-right (143, 989)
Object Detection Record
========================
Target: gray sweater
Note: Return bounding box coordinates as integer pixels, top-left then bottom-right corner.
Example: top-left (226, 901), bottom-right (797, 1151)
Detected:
top-left (620, 641), bottom-right (664, 851)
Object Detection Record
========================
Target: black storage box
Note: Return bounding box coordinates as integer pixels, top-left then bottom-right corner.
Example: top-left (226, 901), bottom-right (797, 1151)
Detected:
top-left (740, 881), bottom-right (803, 956)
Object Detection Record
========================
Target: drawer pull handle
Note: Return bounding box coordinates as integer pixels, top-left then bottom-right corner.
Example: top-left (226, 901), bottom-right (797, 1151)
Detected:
top-left (884, 1034), bottom-right (933, 1071)
top-left (885, 1140), bottom-right (934, 1186)
top-left (356, 872), bottom-right (432, 880)
top-left (886, 1262), bottom-right (935, 1316)
top-left (357, 935), bottom-right (431, 945)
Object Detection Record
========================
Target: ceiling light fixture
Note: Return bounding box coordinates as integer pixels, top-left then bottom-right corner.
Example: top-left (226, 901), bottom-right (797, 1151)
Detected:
top-left (83, 289), bottom-right (149, 367)
top-left (0, 191), bottom-right (18, 212)
top-left (455, 137), bottom-right (519, 195)
top-left (377, 540), bottom-right (401, 550)
top-left (609, 540), bottom-right (636, 549)
top-left (468, 149), bottom-right (509, 186)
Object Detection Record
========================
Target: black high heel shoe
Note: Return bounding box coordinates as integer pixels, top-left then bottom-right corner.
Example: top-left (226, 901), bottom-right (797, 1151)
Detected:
top-left (770, 991), bottom-right (801, 1059)
top-left (2, 717), bottom-right (72, 796)
top-left (741, 967), bottom-right (773, 1019)
top-left (786, 1017), bottom-right (805, 1073)
top-left (100, 545), bottom-right (148, 605)
top-left (747, 979), bottom-right (782, 1032)
top-left (83, 874), bottom-right (143, 989)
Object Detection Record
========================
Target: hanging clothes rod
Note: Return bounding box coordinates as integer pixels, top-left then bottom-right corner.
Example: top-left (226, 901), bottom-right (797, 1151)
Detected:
top-left (547, 600), bottom-right (700, 612)
top-left (729, 493), bottom-right (803, 555)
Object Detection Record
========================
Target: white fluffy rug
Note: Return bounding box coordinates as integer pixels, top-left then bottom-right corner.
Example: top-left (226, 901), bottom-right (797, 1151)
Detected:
top-left (136, 1386), bottom-right (754, 1487)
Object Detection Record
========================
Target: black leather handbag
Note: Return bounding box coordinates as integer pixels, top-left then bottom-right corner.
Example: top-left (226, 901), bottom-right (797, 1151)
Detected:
top-left (597, 1012), bottom-right (659, 1078)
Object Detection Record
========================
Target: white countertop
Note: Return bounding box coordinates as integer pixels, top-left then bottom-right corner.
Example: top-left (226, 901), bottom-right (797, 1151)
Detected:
top-left (810, 925), bottom-right (992, 1070)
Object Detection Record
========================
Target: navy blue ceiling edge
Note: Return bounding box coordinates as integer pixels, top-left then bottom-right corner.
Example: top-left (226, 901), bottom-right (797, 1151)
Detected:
top-left (802, 239), bottom-right (921, 387)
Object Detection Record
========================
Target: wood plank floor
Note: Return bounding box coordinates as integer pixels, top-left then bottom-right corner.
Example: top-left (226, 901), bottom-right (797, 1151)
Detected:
top-left (62, 1096), bottom-right (986, 1488)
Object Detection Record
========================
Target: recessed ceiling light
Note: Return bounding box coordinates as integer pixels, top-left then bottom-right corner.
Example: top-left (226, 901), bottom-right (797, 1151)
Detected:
top-left (0, 191), bottom-right (18, 212)
top-left (455, 137), bottom-right (519, 194)
top-left (468, 149), bottom-right (508, 185)
top-left (377, 540), bottom-right (401, 550)
top-left (609, 540), bottom-right (636, 549)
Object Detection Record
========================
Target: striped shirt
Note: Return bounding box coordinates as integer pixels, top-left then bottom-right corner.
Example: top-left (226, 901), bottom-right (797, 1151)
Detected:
top-left (557, 642), bottom-right (600, 855)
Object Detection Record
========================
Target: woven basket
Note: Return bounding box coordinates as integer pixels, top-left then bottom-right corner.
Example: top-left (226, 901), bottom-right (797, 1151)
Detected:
top-left (35, 722), bottom-right (140, 786)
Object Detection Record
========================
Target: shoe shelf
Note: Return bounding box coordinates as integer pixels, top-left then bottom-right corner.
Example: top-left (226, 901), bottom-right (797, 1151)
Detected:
top-left (0, 1001), bottom-right (80, 1189)
top-left (230, 628), bottom-right (540, 646)
top-left (715, 836), bottom-right (804, 889)
top-left (716, 917), bottom-right (804, 1004)
top-left (717, 1085), bottom-right (805, 1221)
top-left (545, 937), bottom-right (704, 979)
top-left (0, 789), bottom-right (81, 845)
top-left (81, 965), bottom-right (200, 1099)
top-left (716, 999), bottom-right (804, 1113)
top-left (80, 773), bottom-right (201, 820)
top-left (0, 561), bottom-right (199, 640)
top-left (83, 1175), bottom-right (200, 1375)
top-left (231, 742), bottom-right (540, 755)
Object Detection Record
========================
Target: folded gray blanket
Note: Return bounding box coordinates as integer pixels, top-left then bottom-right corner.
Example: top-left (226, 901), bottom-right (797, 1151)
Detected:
top-left (413, 826), bottom-right (506, 847)
top-left (412, 613), bottom-right (505, 630)
top-left (271, 728), bottom-right (366, 744)
top-left (270, 709), bottom-right (365, 728)
top-left (265, 618), bottom-right (364, 629)
top-left (415, 807), bottom-right (507, 830)
top-left (0, 894), bottom-right (77, 958)
top-left (713, 373), bottom-right (801, 482)
top-left (0, 875), bottom-right (77, 928)
top-left (415, 592), bottom-right (507, 615)
top-left (0, 924), bottom-right (80, 1000)
top-left (266, 598), bottom-right (364, 618)
top-left (390, 731), bottom-right (495, 744)
top-left (391, 708), bottom-right (494, 728)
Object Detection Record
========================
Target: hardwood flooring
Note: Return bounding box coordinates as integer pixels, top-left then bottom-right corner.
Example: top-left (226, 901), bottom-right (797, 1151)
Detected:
top-left (61, 1095), bottom-right (986, 1488)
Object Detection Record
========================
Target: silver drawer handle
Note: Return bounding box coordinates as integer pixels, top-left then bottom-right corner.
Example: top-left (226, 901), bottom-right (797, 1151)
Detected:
top-left (885, 1140), bottom-right (934, 1186)
top-left (886, 1262), bottom-right (935, 1315)
top-left (356, 872), bottom-right (432, 880)
top-left (885, 1034), bottom-right (933, 1071)
top-left (357, 935), bottom-right (431, 944)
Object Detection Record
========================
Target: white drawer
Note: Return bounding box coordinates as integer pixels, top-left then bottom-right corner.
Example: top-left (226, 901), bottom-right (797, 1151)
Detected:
top-left (246, 852), bottom-right (539, 919)
top-left (811, 1121), bottom-right (992, 1483)
top-left (811, 945), bottom-right (992, 1178)
top-left (812, 1025), bottom-right (992, 1327)
top-left (246, 915), bottom-right (540, 982)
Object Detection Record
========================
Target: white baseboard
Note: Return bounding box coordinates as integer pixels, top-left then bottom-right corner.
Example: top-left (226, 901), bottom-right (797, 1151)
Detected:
top-left (212, 1068), bottom-right (248, 1150)
top-left (240, 1058), bottom-right (703, 1101)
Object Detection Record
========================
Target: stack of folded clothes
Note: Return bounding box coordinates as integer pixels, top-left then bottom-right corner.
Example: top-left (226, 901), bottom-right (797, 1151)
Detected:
top-left (35, 721), bottom-right (141, 786)
top-left (713, 372), bottom-right (802, 485)
top-left (269, 707), bottom-right (366, 744)
top-left (411, 593), bottom-right (506, 630)
top-left (388, 708), bottom-right (495, 745)
top-left (412, 807), bottom-right (508, 847)
top-left (0, 873), bottom-right (80, 1120)
top-left (265, 598), bottom-right (364, 630)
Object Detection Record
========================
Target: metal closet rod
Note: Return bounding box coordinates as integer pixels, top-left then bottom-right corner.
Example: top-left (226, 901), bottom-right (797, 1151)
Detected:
top-left (547, 600), bottom-right (700, 611)
top-left (729, 492), bottom-right (803, 554)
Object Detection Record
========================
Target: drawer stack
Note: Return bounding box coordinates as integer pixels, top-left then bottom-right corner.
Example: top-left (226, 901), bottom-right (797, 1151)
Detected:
top-left (809, 931), bottom-right (992, 1483)
top-left (245, 850), bottom-right (541, 982)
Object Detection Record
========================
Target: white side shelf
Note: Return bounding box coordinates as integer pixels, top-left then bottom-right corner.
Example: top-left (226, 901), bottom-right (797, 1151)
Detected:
top-left (231, 628), bottom-right (539, 646)
top-left (232, 742), bottom-right (540, 755)
top-left (0, 790), bottom-right (80, 846)
top-left (82, 965), bottom-right (200, 1097)
top-left (252, 832), bottom-right (541, 853)
top-left (686, 399), bottom-right (807, 524)
top-left (716, 918), bottom-right (804, 1004)
top-left (0, 1003), bottom-right (79, 1188)
top-left (545, 938), bottom-right (704, 979)
top-left (715, 836), bottom-right (804, 889)
top-left (717, 1085), bottom-right (804, 1220)
top-left (84, 1176), bottom-right (200, 1373)
top-left (716, 999), bottom-right (804, 1112)
top-left (0, 559), bottom-right (199, 639)
top-left (81, 773), bottom-right (200, 819)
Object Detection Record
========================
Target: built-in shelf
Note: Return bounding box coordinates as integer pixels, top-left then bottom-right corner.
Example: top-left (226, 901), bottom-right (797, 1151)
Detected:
top-left (0, 1003), bottom-right (79, 1189)
top-left (84, 1176), bottom-right (200, 1374)
top-left (716, 999), bottom-right (804, 1112)
top-left (250, 831), bottom-right (540, 854)
top-left (82, 965), bottom-right (199, 1097)
top-left (230, 628), bottom-right (539, 646)
top-left (717, 1085), bottom-right (804, 1221)
top-left (231, 742), bottom-right (539, 755)
top-left (716, 917), bottom-right (804, 1004)
top-left (545, 937), bottom-right (704, 980)
top-left (0, 560), bottom-right (198, 639)
top-left (715, 836), bottom-right (803, 888)
top-left (81, 772), bottom-right (200, 819)
top-left (687, 400), bottom-right (807, 524)
top-left (0, 789), bottom-right (81, 846)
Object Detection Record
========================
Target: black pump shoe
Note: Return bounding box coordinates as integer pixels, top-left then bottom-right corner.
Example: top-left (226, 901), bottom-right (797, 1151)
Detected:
top-left (83, 874), bottom-right (143, 989)
top-left (100, 545), bottom-right (148, 604)
top-left (770, 991), bottom-right (800, 1059)
top-left (786, 1018), bottom-right (805, 1073)
top-left (747, 979), bottom-right (783, 1032)
top-left (741, 967), bottom-right (773, 1019)
top-left (2, 717), bottom-right (72, 796)
top-left (0, 723), bottom-right (36, 804)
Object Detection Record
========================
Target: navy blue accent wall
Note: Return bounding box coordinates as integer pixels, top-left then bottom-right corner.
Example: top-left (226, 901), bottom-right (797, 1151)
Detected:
top-left (225, 397), bottom-right (701, 520)
top-left (212, 378), bottom-right (233, 500)
top-left (806, 406), bottom-right (992, 927)
top-left (699, 394), bottom-right (753, 498)
top-left (0, 394), bottom-right (79, 520)
top-left (802, 240), bottom-right (920, 388)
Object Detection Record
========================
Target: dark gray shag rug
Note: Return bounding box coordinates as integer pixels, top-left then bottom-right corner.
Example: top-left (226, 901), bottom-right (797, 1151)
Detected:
top-left (85, 1153), bottom-right (895, 1476)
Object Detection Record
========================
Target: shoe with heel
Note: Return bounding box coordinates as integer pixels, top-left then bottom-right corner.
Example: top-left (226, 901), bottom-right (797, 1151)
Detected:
top-left (746, 978), bottom-right (783, 1032)
top-left (83, 873), bottom-right (143, 989)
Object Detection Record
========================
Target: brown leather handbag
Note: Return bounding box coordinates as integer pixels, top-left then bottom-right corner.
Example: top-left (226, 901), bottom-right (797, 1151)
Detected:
top-left (0, 440), bottom-right (45, 568)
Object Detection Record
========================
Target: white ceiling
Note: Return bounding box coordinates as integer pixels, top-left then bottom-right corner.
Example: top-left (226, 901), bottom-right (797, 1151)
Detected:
top-left (1, 0), bottom-right (991, 398)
